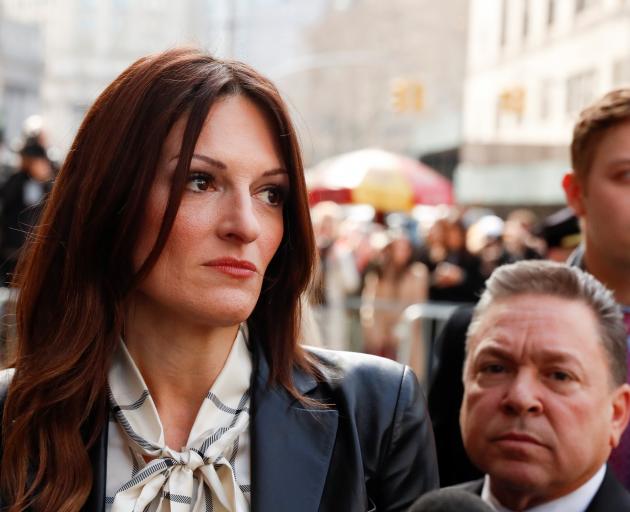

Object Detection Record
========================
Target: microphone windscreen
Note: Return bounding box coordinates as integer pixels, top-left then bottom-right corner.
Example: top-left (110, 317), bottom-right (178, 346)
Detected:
top-left (408, 488), bottom-right (495, 512)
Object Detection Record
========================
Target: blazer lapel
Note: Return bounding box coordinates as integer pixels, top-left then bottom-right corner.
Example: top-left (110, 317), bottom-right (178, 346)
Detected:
top-left (250, 349), bottom-right (338, 512)
top-left (586, 467), bottom-right (630, 511)
top-left (83, 414), bottom-right (108, 512)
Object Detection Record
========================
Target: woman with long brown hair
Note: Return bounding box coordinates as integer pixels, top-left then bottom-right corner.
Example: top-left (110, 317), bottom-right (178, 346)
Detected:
top-left (0, 48), bottom-right (437, 512)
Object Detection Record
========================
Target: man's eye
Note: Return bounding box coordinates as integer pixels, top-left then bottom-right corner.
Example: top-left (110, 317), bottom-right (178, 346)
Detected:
top-left (549, 371), bottom-right (572, 382)
top-left (481, 364), bottom-right (505, 374)
top-left (186, 173), bottom-right (214, 192)
top-left (258, 186), bottom-right (285, 207)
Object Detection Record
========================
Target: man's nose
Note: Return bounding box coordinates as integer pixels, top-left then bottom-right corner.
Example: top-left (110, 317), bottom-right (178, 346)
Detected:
top-left (500, 369), bottom-right (543, 416)
top-left (217, 190), bottom-right (261, 243)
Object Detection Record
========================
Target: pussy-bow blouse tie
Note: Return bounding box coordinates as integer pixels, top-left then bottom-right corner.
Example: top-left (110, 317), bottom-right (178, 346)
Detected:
top-left (107, 332), bottom-right (251, 512)
top-left (109, 394), bottom-right (249, 512)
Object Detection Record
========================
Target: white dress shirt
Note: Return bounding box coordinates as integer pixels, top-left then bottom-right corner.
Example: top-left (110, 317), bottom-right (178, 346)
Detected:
top-left (481, 465), bottom-right (606, 512)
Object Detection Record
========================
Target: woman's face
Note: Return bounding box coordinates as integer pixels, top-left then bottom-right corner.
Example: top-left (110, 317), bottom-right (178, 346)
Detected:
top-left (132, 94), bottom-right (288, 327)
top-left (446, 223), bottom-right (465, 251)
top-left (390, 237), bottom-right (412, 267)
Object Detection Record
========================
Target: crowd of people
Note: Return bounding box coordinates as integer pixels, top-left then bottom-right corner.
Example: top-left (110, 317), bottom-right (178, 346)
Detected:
top-left (0, 116), bottom-right (56, 287)
top-left (0, 47), bottom-right (628, 512)
top-left (308, 199), bottom-right (581, 365)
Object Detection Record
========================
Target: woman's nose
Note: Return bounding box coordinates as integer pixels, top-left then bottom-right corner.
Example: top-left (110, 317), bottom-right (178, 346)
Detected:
top-left (216, 190), bottom-right (261, 244)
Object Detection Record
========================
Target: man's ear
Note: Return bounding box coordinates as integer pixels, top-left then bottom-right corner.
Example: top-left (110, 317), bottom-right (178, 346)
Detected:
top-left (562, 171), bottom-right (586, 216)
top-left (610, 384), bottom-right (630, 449)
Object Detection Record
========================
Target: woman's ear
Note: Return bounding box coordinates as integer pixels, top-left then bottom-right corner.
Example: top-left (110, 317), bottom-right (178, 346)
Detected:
top-left (562, 172), bottom-right (586, 217)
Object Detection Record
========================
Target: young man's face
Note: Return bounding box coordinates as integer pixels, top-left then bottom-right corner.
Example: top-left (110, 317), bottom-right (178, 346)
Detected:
top-left (564, 120), bottom-right (630, 273)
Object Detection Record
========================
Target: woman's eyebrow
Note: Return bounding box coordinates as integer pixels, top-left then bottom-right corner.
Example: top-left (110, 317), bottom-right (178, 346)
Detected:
top-left (262, 168), bottom-right (288, 177)
top-left (168, 153), bottom-right (226, 169)
top-left (169, 154), bottom-right (287, 177)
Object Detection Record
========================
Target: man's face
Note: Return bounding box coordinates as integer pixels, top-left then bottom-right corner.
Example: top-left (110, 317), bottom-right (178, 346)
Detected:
top-left (460, 294), bottom-right (630, 508)
top-left (564, 121), bottom-right (630, 272)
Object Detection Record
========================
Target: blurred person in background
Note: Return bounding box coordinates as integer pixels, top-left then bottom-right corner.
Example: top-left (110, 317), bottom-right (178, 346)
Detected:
top-left (418, 216), bottom-right (483, 304)
top-left (500, 209), bottom-right (545, 263)
top-left (0, 48), bottom-right (437, 511)
top-left (536, 207), bottom-right (581, 262)
top-left (0, 129), bottom-right (12, 179)
top-left (466, 214), bottom-right (505, 280)
top-left (310, 201), bottom-right (360, 350)
top-left (563, 88), bottom-right (630, 490)
top-left (0, 137), bottom-right (54, 286)
top-left (340, 217), bottom-right (383, 351)
top-left (361, 229), bottom-right (428, 363)
top-left (20, 115), bottom-right (60, 170)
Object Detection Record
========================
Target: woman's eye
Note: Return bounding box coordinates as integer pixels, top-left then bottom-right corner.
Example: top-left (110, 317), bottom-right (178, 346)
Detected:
top-left (258, 186), bottom-right (285, 207)
top-left (615, 170), bottom-right (630, 183)
top-left (185, 173), bottom-right (214, 192)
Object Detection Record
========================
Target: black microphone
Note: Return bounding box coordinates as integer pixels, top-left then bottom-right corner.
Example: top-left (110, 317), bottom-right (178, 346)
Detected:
top-left (408, 488), bottom-right (495, 512)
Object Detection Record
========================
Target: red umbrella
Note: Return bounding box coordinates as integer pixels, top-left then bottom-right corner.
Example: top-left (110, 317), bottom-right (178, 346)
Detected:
top-left (307, 148), bottom-right (453, 212)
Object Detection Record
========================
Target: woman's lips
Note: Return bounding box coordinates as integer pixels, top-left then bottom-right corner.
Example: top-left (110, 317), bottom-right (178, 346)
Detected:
top-left (203, 258), bottom-right (258, 278)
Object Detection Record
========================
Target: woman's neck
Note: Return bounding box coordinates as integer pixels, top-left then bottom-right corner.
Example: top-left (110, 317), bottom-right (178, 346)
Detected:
top-left (123, 294), bottom-right (240, 449)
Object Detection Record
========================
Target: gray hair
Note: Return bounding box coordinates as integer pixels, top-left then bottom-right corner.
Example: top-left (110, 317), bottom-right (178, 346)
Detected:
top-left (467, 260), bottom-right (627, 386)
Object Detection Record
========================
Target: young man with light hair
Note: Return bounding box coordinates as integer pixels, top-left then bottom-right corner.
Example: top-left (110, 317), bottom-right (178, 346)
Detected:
top-left (562, 88), bottom-right (630, 487)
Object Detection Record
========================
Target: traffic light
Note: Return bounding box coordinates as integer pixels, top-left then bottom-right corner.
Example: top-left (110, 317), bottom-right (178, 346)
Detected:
top-left (499, 86), bottom-right (525, 115)
top-left (412, 82), bottom-right (424, 111)
top-left (390, 78), bottom-right (409, 112)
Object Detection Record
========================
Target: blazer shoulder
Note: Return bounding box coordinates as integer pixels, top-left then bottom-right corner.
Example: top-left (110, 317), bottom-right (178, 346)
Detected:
top-left (447, 478), bottom-right (485, 496)
top-left (304, 346), bottom-right (413, 396)
top-left (303, 347), bottom-right (439, 507)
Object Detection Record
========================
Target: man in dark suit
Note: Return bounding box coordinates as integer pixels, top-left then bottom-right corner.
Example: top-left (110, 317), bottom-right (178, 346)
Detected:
top-left (430, 88), bottom-right (630, 488)
top-left (457, 261), bottom-right (630, 511)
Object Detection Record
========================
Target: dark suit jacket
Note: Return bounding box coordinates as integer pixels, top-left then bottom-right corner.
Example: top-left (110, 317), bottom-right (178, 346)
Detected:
top-left (0, 346), bottom-right (438, 511)
top-left (454, 467), bottom-right (630, 511)
top-left (427, 305), bottom-right (481, 486)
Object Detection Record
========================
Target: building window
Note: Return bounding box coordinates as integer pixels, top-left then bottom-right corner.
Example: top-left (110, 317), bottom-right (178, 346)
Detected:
top-left (498, 86), bottom-right (526, 125)
top-left (566, 70), bottom-right (596, 115)
top-left (547, 0), bottom-right (555, 26)
top-left (523, 0), bottom-right (529, 39)
top-left (500, 0), bottom-right (508, 47)
top-left (540, 79), bottom-right (552, 120)
top-left (613, 58), bottom-right (630, 87)
top-left (575, 0), bottom-right (597, 14)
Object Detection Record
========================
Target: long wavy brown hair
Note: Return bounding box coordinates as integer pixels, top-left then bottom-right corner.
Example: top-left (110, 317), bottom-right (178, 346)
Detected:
top-left (0, 48), bottom-right (317, 512)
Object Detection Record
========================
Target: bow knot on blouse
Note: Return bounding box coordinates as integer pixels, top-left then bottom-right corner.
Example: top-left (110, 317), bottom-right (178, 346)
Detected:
top-left (172, 449), bottom-right (205, 472)
top-left (105, 327), bottom-right (252, 512)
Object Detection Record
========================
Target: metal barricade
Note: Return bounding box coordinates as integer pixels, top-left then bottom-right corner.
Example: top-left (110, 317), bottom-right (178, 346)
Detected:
top-left (394, 302), bottom-right (464, 390)
top-left (315, 297), bottom-right (469, 391)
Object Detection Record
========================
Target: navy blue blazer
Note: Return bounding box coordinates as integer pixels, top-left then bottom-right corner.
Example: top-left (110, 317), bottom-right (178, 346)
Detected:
top-left (453, 467), bottom-right (630, 511)
top-left (0, 346), bottom-right (438, 511)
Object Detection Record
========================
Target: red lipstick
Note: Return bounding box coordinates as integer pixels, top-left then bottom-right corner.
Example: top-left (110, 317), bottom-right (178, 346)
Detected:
top-left (203, 258), bottom-right (258, 278)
